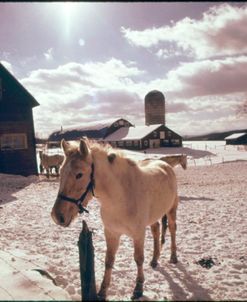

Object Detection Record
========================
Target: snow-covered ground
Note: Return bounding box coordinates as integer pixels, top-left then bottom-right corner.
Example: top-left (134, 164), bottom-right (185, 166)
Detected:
top-left (0, 142), bottom-right (247, 301)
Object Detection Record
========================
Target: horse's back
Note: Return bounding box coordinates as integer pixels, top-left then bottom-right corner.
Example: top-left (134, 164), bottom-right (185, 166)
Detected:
top-left (136, 159), bottom-right (178, 226)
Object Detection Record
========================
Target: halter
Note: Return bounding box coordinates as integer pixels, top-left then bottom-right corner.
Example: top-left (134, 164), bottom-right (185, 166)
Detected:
top-left (58, 163), bottom-right (95, 214)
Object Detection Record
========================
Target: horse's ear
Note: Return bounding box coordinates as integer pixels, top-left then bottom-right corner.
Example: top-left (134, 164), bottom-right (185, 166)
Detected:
top-left (79, 138), bottom-right (89, 158)
top-left (61, 139), bottom-right (70, 156)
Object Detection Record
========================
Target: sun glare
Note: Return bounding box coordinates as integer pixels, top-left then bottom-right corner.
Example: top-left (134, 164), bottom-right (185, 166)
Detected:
top-left (62, 2), bottom-right (77, 19)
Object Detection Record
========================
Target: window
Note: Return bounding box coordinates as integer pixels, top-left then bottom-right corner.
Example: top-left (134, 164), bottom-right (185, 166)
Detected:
top-left (134, 140), bottom-right (139, 147)
top-left (0, 133), bottom-right (27, 150)
top-left (119, 120), bottom-right (124, 125)
top-left (117, 141), bottom-right (124, 147)
top-left (153, 131), bottom-right (157, 138)
top-left (144, 140), bottom-right (148, 146)
top-left (171, 139), bottom-right (180, 145)
top-left (160, 131), bottom-right (165, 139)
top-left (126, 140), bottom-right (132, 147)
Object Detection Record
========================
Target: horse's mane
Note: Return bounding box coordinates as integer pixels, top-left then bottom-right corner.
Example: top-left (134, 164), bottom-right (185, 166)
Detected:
top-left (66, 139), bottom-right (137, 167)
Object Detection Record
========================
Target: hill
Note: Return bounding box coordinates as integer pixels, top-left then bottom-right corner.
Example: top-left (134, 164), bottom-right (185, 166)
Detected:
top-left (184, 129), bottom-right (247, 141)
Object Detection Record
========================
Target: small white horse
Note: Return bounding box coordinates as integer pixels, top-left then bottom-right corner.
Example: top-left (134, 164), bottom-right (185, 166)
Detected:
top-left (51, 138), bottom-right (179, 300)
top-left (39, 150), bottom-right (64, 178)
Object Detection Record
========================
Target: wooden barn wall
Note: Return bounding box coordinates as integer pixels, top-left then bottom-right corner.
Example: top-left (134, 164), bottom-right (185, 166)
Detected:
top-left (0, 107), bottom-right (38, 176)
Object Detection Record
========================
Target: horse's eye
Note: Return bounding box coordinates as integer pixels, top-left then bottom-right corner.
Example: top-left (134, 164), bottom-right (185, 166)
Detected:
top-left (76, 173), bottom-right (83, 179)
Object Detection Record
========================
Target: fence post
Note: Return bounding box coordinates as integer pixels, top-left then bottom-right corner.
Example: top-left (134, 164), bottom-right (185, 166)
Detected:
top-left (78, 220), bottom-right (98, 301)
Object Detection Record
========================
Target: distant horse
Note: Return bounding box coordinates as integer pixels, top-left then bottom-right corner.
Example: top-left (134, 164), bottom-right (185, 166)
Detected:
top-left (39, 150), bottom-right (64, 178)
top-left (160, 154), bottom-right (187, 170)
top-left (51, 138), bottom-right (179, 300)
top-left (143, 154), bottom-right (187, 170)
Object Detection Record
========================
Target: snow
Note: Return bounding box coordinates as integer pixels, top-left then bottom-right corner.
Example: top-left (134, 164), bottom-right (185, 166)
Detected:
top-left (0, 142), bottom-right (247, 301)
top-left (104, 124), bottom-right (162, 141)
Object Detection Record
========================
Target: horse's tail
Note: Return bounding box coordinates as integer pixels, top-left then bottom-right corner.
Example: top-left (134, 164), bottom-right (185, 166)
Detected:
top-left (161, 214), bottom-right (168, 245)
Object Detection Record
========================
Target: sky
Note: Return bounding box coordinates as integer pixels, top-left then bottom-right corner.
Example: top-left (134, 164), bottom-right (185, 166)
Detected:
top-left (1, 2), bottom-right (247, 138)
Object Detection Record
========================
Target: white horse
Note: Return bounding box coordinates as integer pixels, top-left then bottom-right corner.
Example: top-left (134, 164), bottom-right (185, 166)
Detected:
top-left (39, 150), bottom-right (64, 178)
top-left (51, 138), bottom-right (179, 300)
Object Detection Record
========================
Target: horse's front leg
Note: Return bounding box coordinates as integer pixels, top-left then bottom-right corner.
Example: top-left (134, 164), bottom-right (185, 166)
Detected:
top-left (132, 234), bottom-right (145, 300)
top-left (98, 228), bottom-right (120, 301)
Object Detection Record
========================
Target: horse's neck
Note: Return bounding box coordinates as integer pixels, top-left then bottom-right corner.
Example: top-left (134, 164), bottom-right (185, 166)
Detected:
top-left (91, 149), bottom-right (132, 202)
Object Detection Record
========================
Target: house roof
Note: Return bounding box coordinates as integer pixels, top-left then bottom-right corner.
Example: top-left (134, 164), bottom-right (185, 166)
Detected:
top-left (224, 132), bottom-right (247, 140)
top-left (104, 124), bottom-right (162, 141)
top-left (0, 62), bottom-right (39, 108)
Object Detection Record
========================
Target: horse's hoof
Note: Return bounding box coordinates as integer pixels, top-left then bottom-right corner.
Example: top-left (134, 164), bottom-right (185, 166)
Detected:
top-left (150, 259), bottom-right (158, 268)
top-left (170, 254), bottom-right (178, 264)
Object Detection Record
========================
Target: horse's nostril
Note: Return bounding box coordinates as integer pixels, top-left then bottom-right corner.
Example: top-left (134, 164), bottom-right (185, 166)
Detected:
top-left (59, 214), bottom-right (65, 224)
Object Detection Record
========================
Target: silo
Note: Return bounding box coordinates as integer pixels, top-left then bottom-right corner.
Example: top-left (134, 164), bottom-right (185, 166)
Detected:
top-left (145, 90), bottom-right (165, 125)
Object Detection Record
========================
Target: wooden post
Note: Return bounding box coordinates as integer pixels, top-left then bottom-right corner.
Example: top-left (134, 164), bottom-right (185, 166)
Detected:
top-left (78, 220), bottom-right (98, 301)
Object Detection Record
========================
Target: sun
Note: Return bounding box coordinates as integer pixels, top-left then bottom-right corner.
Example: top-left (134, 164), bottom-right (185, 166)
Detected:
top-left (61, 2), bottom-right (77, 20)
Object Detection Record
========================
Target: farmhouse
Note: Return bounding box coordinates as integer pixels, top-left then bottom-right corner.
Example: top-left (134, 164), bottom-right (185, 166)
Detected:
top-left (225, 132), bottom-right (247, 145)
top-left (0, 63), bottom-right (39, 176)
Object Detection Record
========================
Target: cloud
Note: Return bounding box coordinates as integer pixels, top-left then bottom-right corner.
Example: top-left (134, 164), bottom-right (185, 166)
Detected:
top-left (149, 56), bottom-right (247, 99)
top-left (44, 48), bottom-right (54, 61)
top-left (121, 4), bottom-right (247, 59)
top-left (20, 59), bottom-right (145, 136)
top-left (20, 54), bottom-right (247, 137)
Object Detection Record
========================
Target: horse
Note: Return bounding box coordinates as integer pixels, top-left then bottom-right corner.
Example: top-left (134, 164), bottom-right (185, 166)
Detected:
top-left (51, 138), bottom-right (179, 300)
top-left (39, 150), bottom-right (64, 178)
top-left (142, 154), bottom-right (187, 170)
top-left (160, 154), bottom-right (187, 170)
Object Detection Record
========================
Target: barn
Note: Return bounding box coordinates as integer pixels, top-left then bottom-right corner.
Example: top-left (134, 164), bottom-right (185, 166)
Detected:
top-left (47, 90), bottom-right (183, 151)
top-left (224, 133), bottom-right (247, 145)
top-left (48, 118), bottom-right (133, 142)
top-left (104, 124), bottom-right (182, 150)
top-left (0, 63), bottom-right (39, 176)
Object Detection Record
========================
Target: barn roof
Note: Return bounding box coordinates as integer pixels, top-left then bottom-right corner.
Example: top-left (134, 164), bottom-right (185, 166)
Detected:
top-left (0, 62), bottom-right (39, 108)
top-left (61, 117), bottom-right (131, 132)
top-left (224, 132), bottom-right (247, 140)
top-left (49, 118), bottom-right (133, 141)
top-left (104, 124), bottom-right (162, 141)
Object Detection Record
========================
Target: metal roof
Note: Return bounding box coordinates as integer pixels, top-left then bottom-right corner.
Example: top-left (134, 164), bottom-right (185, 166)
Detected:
top-left (224, 132), bottom-right (246, 140)
top-left (59, 117), bottom-right (130, 132)
top-left (104, 124), bottom-right (162, 141)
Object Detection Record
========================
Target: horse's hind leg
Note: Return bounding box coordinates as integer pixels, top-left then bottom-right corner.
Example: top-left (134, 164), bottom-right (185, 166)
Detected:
top-left (98, 228), bottom-right (120, 300)
top-left (150, 221), bottom-right (160, 268)
top-left (167, 198), bottom-right (178, 264)
top-left (161, 214), bottom-right (168, 245)
top-left (132, 234), bottom-right (145, 300)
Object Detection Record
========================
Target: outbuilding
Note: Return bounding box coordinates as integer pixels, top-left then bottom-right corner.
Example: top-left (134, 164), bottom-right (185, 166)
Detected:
top-left (0, 63), bottom-right (39, 176)
top-left (224, 132), bottom-right (247, 145)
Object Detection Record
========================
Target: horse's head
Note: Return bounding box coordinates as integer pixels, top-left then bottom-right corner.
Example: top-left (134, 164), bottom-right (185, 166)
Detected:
top-left (51, 138), bottom-right (94, 227)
